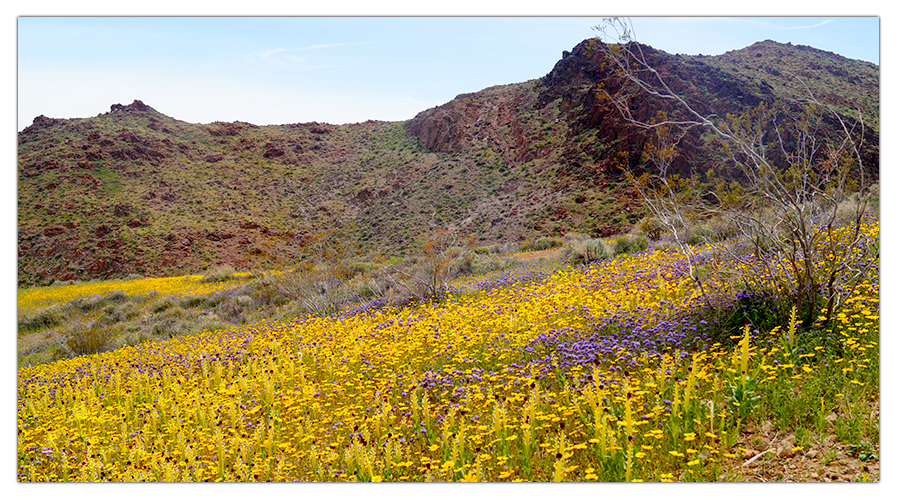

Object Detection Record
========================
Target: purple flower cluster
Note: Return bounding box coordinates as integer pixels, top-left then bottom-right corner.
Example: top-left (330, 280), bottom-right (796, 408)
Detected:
top-left (470, 268), bottom-right (554, 293)
top-left (523, 310), bottom-right (711, 375)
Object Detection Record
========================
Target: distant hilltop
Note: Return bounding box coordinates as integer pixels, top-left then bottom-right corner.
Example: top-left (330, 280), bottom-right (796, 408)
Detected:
top-left (17, 38), bottom-right (878, 286)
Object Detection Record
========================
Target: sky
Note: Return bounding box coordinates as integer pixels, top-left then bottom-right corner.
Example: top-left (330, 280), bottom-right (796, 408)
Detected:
top-left (16, 14), bottom-right (881, 132)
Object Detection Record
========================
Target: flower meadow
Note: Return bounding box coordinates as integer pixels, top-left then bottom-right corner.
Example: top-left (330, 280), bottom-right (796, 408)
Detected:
top-left (17, 221), bottom-right (879, 482)
top-left (17, 274), bottom-right (249, 318)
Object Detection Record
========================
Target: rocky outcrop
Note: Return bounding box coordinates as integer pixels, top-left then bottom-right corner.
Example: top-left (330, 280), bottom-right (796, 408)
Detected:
top-left (407, 39), bottom-right (878, 182)
top-left (110, 99), bottom-right (151, 113)
top-left (405, 41), bottom-right (694, 176)
top-left (406, 85), bottom-right (535, 157)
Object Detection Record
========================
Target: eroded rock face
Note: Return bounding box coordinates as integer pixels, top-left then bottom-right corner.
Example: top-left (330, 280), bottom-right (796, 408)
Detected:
top-left (407, 39), bottom-right (878, 183)
top-left (205, 230), bottom-right (235, 242)
top-left (406, 87), bottom-right (534, 156)
top-left (86, 258), bottom-right (112, 275)
top-left (404, 40), bottom-right (701, 174)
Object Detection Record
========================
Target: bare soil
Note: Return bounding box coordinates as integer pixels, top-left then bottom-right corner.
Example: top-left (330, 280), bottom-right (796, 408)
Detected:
top-left (718, 419), bottom-right (879, 482)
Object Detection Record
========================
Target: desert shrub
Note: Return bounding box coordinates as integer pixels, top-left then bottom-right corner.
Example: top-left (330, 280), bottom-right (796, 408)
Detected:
top-left (563, 232), bottom-right (590, 241)
top-left (97, 302), bottom-right (140, 326)
top-left (633, 235), bottom-right (650, 252)
top-left (354, 281), bottom-right (380, 300)
top-left (70, 290), bottom-right (128, 312)
top-left (699, 214), bottom-right (740, 242)
top-left (200, 264), bottom-right (238, 283)
top-left (562, 238), bottom-right (610, 265)
top-left (195, 314), bottom-right (232, 333)
top-left (635, 216), bottom-right (664, 240)
top-left (147, 307), bottom-right (191, 339)
top-left (252, 227), bottom-right (360, 316)
top-left (834, 199), bottom-right (862, 226)
top-left (202, 293), bottom-right (226, 308)
top-left (612, 235), bottom-right (649, 256)
top-left (377, 226), bottom-right (463, 301)
top-left (652, 240), bottom-right (680, 252)
top-left (270, 266), bottom-right (354, 316)
top-left (179, 296), bottom-right (207, 309)
top-left (151, 296), bottom-right (179, 313)
top-left (866, 184), bottom-right (879, 212)
top-left (471, 252), bottom-right (514, 275)
top-left (351, 272), bottom-right (399, 302)
top-left (18, 343), bottom-right (71, 367)
top-left (450, 252), bottom-right (475, 277)
top-left (18, 305), bottom-right (64, 331)
top-left (19, 340), bottom-right (72, 366)
top-left (834, 187), bottom-right (878, 226)
top-left (521, 237), bottom-right (563, 252)
top-left (248, 276), bottom-right (292, 307)
top-left (213, 293), bottom-right (254, 324)
top-left (65, 320), bottom-right (118, 356)
top-left (490, 243), bottom-right (519, 254)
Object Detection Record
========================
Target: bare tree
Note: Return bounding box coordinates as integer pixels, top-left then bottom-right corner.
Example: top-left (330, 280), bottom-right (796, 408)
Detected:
top-left (252, 225), bottom-right (359, 316)
top-left (619, 111), bottom-right (718, 310)
top-left (595, 17), bottom-right (877, 327)
top-left (380, 222), bottom-right (466, 302)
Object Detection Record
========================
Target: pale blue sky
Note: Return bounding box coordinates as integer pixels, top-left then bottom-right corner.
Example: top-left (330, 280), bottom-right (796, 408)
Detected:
top-left (17, 15), bottom-right (879, 131)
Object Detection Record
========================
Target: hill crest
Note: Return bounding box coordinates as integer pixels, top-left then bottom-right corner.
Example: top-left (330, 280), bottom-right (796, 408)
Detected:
top-left (17, 38), bottom-right (879, 287)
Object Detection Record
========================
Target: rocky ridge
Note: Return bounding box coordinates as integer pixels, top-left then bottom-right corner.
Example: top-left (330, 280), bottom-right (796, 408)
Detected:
top-left (17, 39), bottom-right (879, 286)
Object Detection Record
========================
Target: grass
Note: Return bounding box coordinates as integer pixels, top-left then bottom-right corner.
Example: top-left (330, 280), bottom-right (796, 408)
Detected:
top-left (16, 217), bottom-right (879, 482)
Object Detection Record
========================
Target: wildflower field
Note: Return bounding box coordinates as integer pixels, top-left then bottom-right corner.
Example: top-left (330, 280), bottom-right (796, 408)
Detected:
top-left (17, 274), bottom-right (250, 318)
top-left (16, 220), bottom-right (879, 482)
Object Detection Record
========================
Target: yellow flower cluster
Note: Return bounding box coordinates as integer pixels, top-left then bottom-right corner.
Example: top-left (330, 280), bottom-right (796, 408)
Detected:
top-left (17, 222), bottom-right (878, 482)
top-left (18, 274), bottom-right (248, 317)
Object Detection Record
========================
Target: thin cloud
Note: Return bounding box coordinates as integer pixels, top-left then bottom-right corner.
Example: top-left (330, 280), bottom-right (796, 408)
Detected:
top-left (783, 19), bottom-right (834, 30)
top-left (247, 48), bottom-right (293, 64)
top-left (720, 17), bottom-right (836, 31)
top-left (294, 42), bottom-right (368, 50)
top-left (247, 42), bottom-right (367, 68)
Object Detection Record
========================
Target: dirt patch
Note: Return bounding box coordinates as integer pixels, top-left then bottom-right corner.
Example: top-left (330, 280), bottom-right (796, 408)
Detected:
top-left (718, 420), bottom-right (879, 482)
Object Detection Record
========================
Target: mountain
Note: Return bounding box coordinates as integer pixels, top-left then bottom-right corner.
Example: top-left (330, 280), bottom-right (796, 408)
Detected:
top-left (17, 39), bottom-right (879, 287)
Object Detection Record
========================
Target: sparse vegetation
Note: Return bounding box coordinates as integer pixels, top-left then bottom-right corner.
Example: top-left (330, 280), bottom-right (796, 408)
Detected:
top-left (199, 264), bottom-right (240, 283)
top-left (562, 237), bottom-right (609, 265)
top-left (18, 32), bottom-right (877, 288)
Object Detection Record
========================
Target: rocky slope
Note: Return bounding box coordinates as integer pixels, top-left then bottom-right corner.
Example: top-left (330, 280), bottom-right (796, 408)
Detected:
top-left (17, 39), bottom-right (879, 287)
top-left (407, 39), bottom-right (879, 181)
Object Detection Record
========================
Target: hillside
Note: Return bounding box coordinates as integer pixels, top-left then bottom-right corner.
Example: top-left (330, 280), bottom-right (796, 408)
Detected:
top-left (17, 38), bottom-right (879, 287)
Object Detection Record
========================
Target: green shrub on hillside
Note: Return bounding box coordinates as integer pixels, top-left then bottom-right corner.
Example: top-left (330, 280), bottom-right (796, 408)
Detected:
top-left (18, 305), bottom-right (65, 332)
top-left (612, 234), bottom-right (649, 256)
top-left (64, 320), bottom-right (117, 356)
top-left (200, 264), bottom-right (238, 283)
top-left (562, 238), bottom-right (610, 265)
top-left (521, 237), bottom-right (563, 252)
